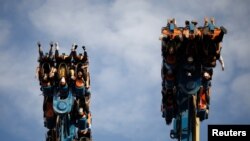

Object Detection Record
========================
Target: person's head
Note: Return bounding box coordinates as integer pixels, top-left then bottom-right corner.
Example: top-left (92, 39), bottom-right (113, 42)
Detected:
top-left (79, 108), bottom-right (86, 116)
top-left (70, 69), bottom-right (75, 77)
top-left (79, 53), bottom-right (83, 60)
top-left (169, 47), bottom-right (174, 54)
top-left (45, 53), bottom-right (49, 58)
top-left (61, 53), bottom-right (67, 59)
top-left (77, 71), bottom-right (83, 78)
top-left (187, 56), bottom-right (194, 64)
top-left (43, 74), bottom-right (48, 81)
top-left (60, 77), bottom-right (66, 86)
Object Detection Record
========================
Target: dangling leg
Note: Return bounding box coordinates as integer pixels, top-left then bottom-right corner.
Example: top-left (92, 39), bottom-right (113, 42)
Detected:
top-left (161, 87), bottom-right (167, 118)
top-left (37, 41), bottom-right (44, 58)
top-left (201, 67), bottom-right (213, 119)
top-left (85, 89), bottom-right (91, 114)
top-left (165, 88), bottom-right (175, 125)
top-left (49, 42), bottom-right (53, 57)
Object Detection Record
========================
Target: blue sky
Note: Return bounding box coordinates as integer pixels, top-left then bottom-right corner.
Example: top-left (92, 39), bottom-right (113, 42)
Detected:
top-left (0, 0), bottom-right (250, 141)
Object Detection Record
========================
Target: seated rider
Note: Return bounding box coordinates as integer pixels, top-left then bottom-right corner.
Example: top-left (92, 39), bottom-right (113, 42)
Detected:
top-left (72, 45), bottom-right (91, 105)
top-left (159, 18), bottom-right (182, 90)
top-left (76, 108), bottom-right (92, 140)
top-left (68, 43), bottom-right (79, 87)
top-left (181, 20), bottom-right (202, 77)
top-left (54, 42), bottom-right (73, 87)
top-left (202, 17), bottom-right (225, 71)
top-left (72, 45), bottom-right (90, 88)
top-left (199, 17), bottom-right (226, 115)
top-left (36, 42), bottom-right (57, 130)
top-left (159, 18), bottom-right (181, 124)
top-left (58, 77), bottom-right (69, 99)
top-left (72, 69), bottom-right (90, 113)
top-left (36, 42), bottom-right (56, 87)
top-left (43, 99), bottom-right (56, 129)
top-left (201, 17), bottom-right (226, 83)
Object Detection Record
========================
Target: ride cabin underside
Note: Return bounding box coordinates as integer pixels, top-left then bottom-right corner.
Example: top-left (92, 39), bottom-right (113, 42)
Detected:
top-left (159, 17), bottom-right (227, 141)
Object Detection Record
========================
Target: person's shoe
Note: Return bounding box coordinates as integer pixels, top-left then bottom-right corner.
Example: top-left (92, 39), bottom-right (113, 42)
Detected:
top-left (161, 104), bottom-right (166, 118)
top-left (37, 41), bottom-right (41, 47)
top-left (43, 118), bottom-right (47, 127)
top-left (55, 42), bottom-right (59, 50)
top-left (50, 41), bottom-right (53, 48)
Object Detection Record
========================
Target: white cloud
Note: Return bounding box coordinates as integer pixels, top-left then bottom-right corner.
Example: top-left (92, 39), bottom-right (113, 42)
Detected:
top-left (0, 20), bottom-right (10, 47)
top-left (230, 73), bottom-right (250, 111)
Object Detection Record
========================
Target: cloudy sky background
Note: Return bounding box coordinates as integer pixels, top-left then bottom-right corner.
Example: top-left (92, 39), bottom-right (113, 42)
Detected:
top-left (0, 0), bottom-right (250, 141)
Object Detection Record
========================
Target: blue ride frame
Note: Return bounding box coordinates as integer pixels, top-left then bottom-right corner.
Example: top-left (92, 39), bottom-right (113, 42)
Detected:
top-left (53, 87), bottom-right (76, 141)
top-left (170, 64), bottom-right (202, 141)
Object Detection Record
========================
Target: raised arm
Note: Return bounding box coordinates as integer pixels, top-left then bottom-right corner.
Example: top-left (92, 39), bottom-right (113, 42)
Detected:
top-left (49, 41), bottom-right (54, 59)
top-left (37, 41), bottom-right (44, 58)
top-left (55, 42), bottom-right (59, 59)
top-left (71, 43), bottom-right (78, 59)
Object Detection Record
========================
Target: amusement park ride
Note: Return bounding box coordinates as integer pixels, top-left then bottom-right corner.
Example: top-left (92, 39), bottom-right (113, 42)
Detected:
top-left (36, 17), bottom-right (226, 141)
top-left (160, 17), bottom-right (227, 141)
top-left (36, 42), bottom-right (92, 141)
